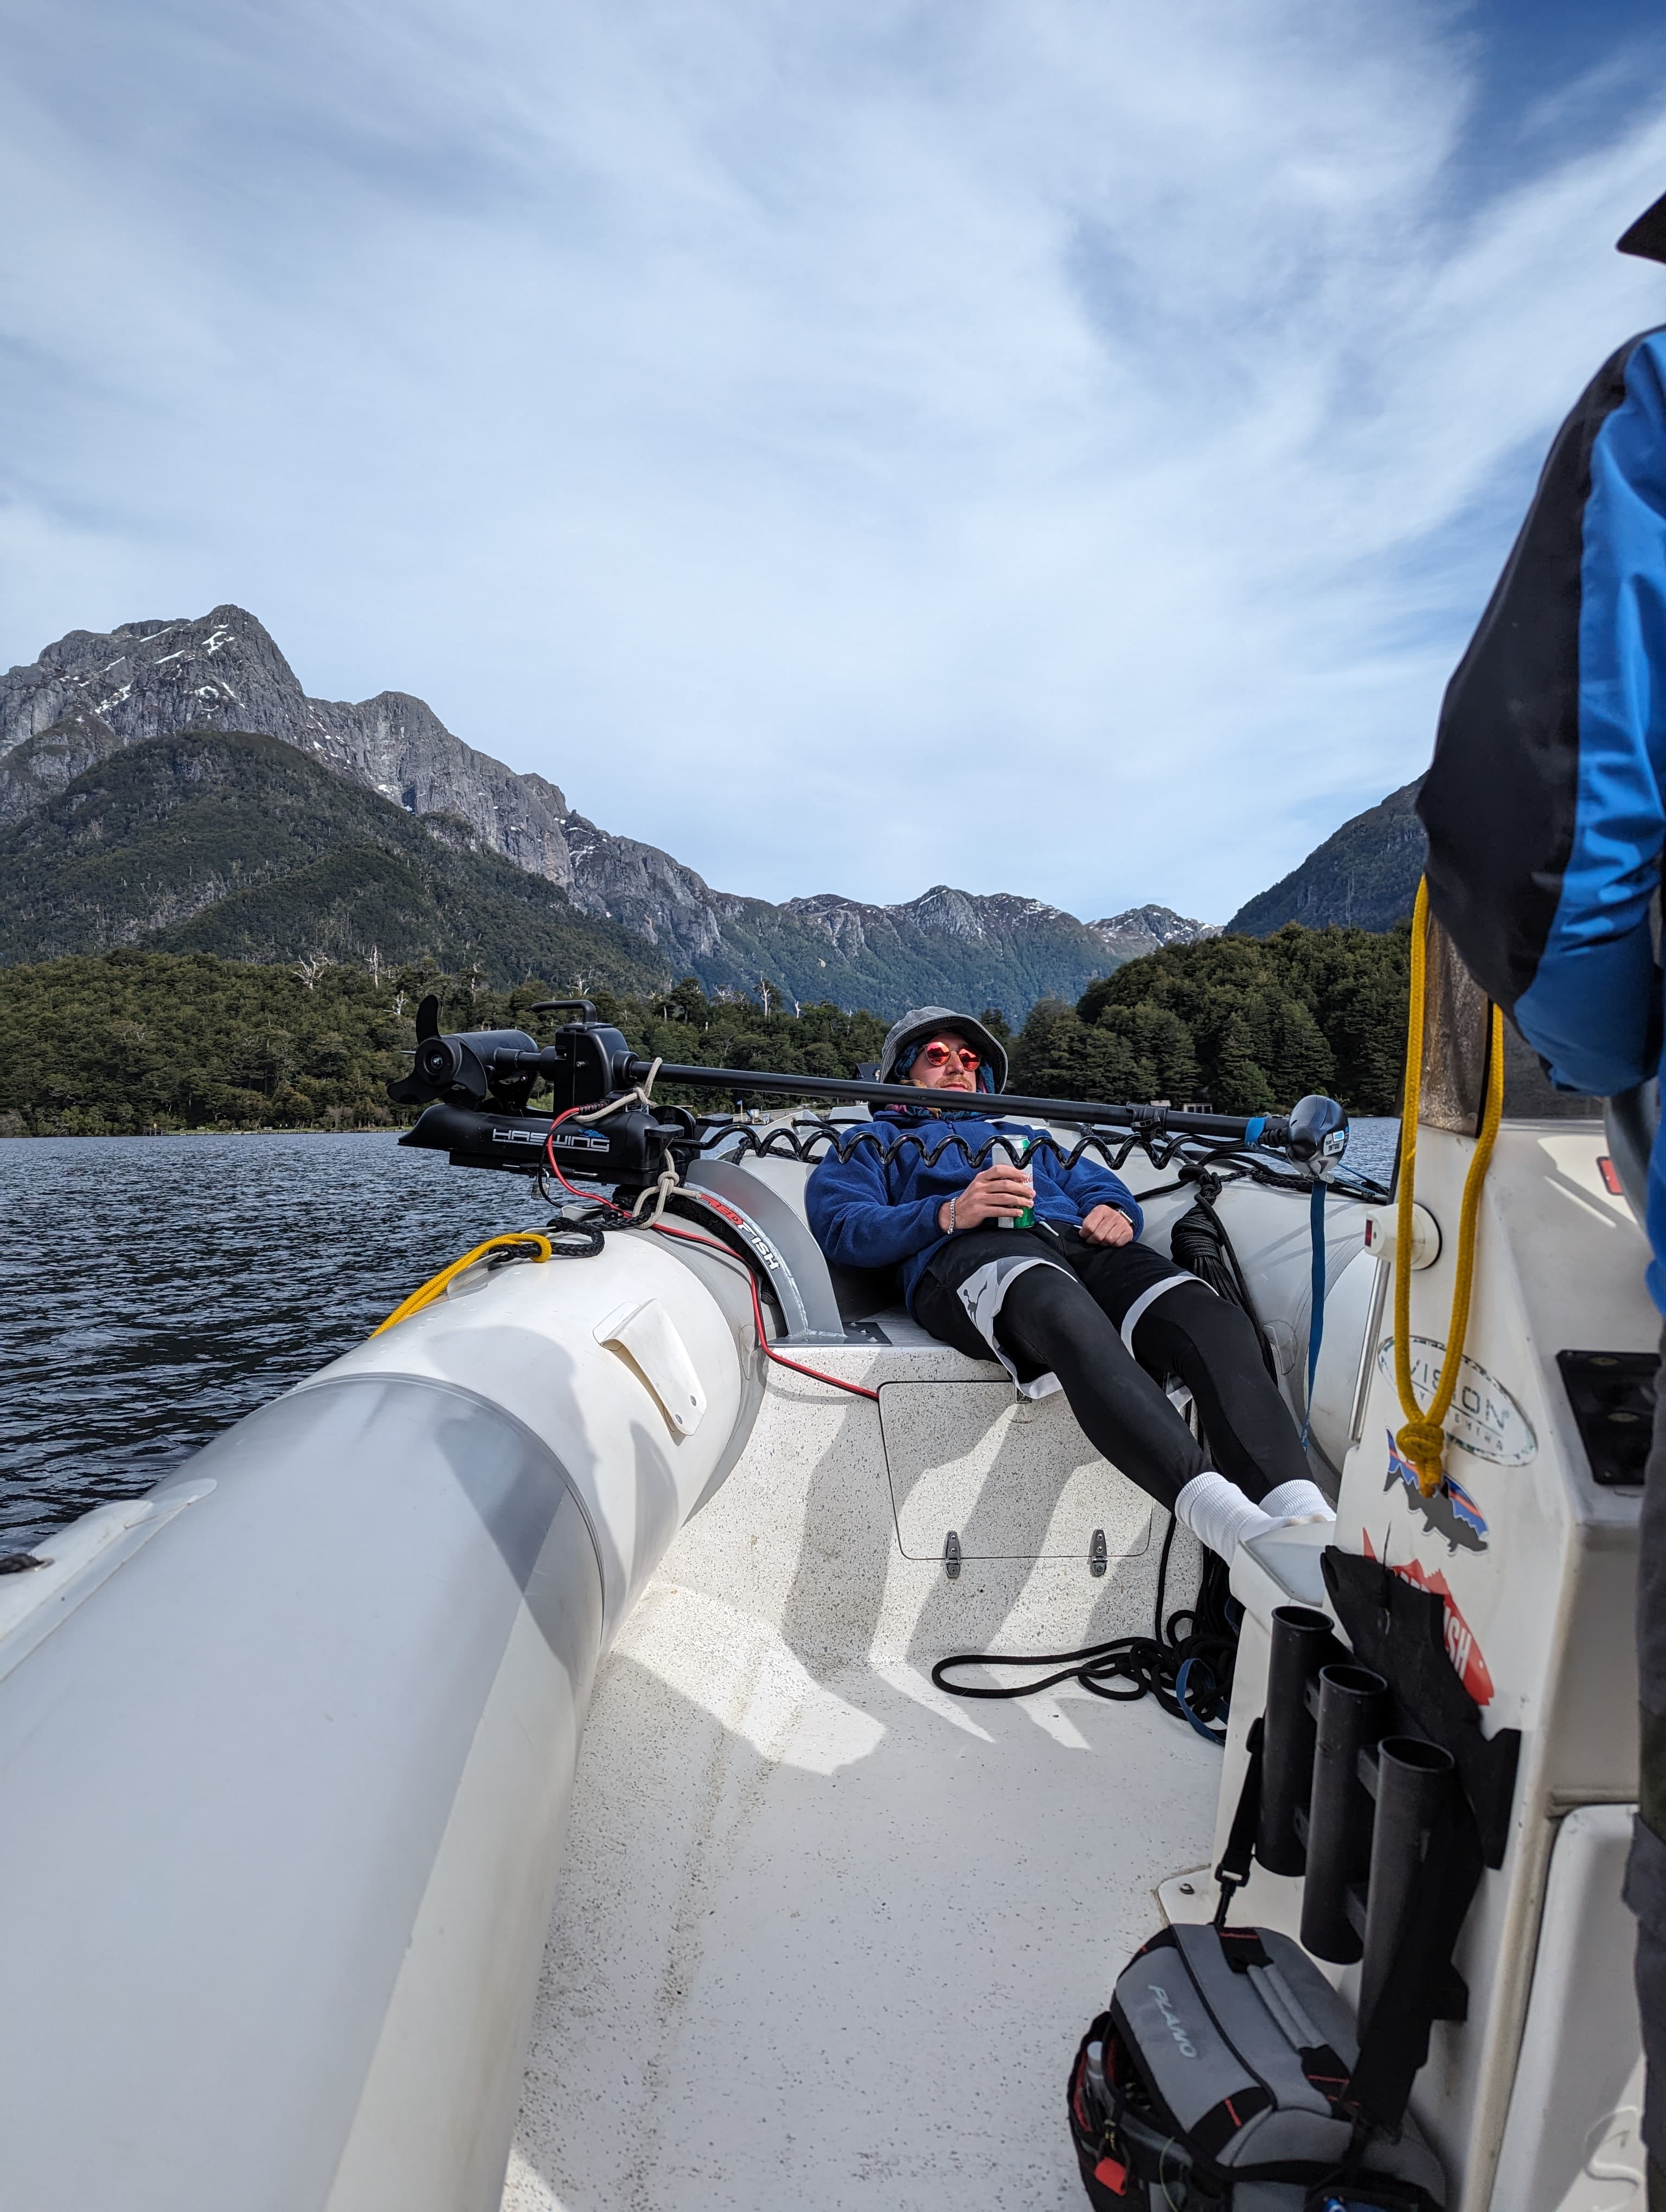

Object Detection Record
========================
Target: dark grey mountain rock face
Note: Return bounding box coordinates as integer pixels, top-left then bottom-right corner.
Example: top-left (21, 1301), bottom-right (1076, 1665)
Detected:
top-left (0, 606), bottom-right (1146, 1015)
top-left (1226, 780), bottom-right (1426, 937)
top-left (1087, 904), bottom-right (1221, 963)
top-left (0, 607), bottom-right (578, 878)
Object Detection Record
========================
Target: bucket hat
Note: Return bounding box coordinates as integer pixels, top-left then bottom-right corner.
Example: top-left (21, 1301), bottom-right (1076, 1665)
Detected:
top-left (877, 1006), bottom-right (1009, 1093)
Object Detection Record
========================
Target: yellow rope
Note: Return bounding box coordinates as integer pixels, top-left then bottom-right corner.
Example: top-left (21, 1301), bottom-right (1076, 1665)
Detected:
top-left (370, 1232), bottom-right (554, 1337)
top-left (1392, 878), bottom-right (1507, 1496)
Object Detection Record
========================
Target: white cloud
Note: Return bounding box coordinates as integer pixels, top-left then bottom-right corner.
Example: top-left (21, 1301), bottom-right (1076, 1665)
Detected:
top-left (3, 0), bottom-right (1665, 922)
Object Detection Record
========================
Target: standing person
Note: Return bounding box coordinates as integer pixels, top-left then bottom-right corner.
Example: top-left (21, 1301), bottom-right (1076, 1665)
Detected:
top-left (1418, 191), bottom-right (1666, 2209)
top-left (805, 1005), bottom-right (1331, 1560)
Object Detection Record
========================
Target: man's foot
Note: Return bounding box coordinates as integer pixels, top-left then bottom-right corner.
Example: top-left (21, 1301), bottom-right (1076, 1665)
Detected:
top-left (1174, 1471), bottom-right (1277, 1563)
top-left (1174, 1472), bottom-right (1337, 1561)
top-left (1257, 1477), bottom-right (1335, 1526)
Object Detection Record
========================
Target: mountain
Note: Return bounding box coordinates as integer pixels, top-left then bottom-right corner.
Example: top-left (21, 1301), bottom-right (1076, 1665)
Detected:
top-left (0, 729), bottom-right (663, 991)
top-left (0, 608), bottom-right (576, 879)
top-left (1225, 780), bottom-right (1426, 937)
top-left (1, 605), bottom-right (1164, 1017)
top-left (1087, 904), bottom-right (1221, 963)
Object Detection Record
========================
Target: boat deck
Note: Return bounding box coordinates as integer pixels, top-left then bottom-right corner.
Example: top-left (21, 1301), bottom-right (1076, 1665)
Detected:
top-left (502, 1352), bottom-right (1220, 2212)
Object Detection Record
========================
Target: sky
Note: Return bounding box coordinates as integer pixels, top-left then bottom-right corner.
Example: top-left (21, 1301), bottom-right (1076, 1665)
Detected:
top-left (5, 1), bottom-right (1666, 925)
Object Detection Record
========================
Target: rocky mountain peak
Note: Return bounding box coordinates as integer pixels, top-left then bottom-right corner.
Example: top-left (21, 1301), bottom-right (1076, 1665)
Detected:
top-left (1224, 782), bottom-right (1426, 937)
top-left (0, 605), bottom-right (1205, 1017)
top-left (1087, 904), bottom-right (1221, 962)
top-left (1, 606), bottom-right (577, 880)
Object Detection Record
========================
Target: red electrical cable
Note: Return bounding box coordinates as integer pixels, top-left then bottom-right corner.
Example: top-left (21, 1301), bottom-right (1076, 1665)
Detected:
top-left (541, 1114), bottom-right (879, 1404)
top-left (648, 1221), bottom-right (880, 1403)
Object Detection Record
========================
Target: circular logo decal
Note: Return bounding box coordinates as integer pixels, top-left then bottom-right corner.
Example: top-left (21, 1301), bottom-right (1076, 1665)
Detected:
top-left (1376, 1336), bottom-right (1537, 1465)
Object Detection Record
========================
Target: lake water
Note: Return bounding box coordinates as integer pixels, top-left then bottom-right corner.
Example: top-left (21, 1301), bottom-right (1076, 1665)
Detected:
top-left (0, 1118), bottom-right (1399, 1553)
top-left (0, 1133), bottom-right (552, 1553)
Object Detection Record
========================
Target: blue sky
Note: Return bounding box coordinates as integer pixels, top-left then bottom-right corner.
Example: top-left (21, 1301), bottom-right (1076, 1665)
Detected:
top-left (4, 0), bottom-right (1666, 923)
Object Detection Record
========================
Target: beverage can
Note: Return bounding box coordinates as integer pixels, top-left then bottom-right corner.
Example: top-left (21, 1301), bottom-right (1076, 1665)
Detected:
top-left (1011, 1131), bottom-right (1035, 1228)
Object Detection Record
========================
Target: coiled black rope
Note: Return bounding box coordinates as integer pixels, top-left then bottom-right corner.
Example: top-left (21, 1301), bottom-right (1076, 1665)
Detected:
top-left (1168, 1168), bottom-right (1279, 1381)
top-left (930, 1527), bottom-right (1239, 1743)
top-left (542, 1215), bottom-right (610, 1257)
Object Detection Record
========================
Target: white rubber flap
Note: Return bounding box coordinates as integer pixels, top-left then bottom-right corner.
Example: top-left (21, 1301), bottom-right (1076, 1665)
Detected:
top-left (594, 1298), bottom-right (707, 1437)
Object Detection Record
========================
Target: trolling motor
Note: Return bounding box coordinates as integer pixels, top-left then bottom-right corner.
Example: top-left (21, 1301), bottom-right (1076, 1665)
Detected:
top-left (387, 996), bottom-right (1357, 1196)
top-left (387, 996), bottom-right (675, 1181)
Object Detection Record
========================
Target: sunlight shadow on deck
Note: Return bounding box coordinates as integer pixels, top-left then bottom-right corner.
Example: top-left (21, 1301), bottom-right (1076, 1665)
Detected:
top-left (504, 1370), bottom-right (1221, 2212)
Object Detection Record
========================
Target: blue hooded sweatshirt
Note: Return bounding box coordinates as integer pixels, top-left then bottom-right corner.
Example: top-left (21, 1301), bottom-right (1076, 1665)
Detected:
top-left (805, 1102), bottom-right (1144, 1313)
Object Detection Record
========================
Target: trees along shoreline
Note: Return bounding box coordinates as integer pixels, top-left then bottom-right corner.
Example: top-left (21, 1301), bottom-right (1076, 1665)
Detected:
top-left (0, 925), bottom-right (1409, 1139)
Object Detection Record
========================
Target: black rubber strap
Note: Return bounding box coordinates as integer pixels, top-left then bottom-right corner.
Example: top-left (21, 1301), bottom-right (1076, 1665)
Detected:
top-left (1213, 1714), bottom-right (1264, 1926)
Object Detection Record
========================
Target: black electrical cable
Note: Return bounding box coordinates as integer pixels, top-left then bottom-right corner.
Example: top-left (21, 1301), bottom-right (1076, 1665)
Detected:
top-left (1168, 1168), bottom-right (1280, 1382)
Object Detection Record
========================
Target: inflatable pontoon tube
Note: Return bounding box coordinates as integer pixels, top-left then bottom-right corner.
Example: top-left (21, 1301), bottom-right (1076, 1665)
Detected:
top-left (0, 1231), bottom-right (754, 2212)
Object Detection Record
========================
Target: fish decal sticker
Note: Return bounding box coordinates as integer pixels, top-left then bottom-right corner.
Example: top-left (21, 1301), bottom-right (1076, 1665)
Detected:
top-left (1384, 1430), bottom-right (1488, 1552)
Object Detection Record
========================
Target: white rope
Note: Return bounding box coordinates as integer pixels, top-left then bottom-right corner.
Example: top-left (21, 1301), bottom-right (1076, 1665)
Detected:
top-left (575, 1056), bottom-right (662, 1123)
top-left (568, 1057), bottom-right (681, 1223)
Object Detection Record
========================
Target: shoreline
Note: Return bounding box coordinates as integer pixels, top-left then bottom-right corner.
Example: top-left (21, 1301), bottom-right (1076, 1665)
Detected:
top-left (0, 1123), bottom-right (409, 1141)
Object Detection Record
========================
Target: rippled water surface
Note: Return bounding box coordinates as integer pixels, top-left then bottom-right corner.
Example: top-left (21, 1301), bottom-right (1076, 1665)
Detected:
top-left (0, 1133), bottom-right (552, 1550)
top-left (0, 1117), bottom-right (1398, 1553)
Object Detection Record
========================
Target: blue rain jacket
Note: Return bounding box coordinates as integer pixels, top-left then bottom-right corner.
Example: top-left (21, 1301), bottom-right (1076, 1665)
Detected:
top-left (1420, 324), bottom-right (1666, 1309)
top-left (805, 1102), bottom-right (1144, 1312)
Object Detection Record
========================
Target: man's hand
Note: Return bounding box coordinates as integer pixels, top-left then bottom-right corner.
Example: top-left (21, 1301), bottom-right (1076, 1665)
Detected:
top-left (1079, 1203), bottom-right (1134, 1247)
top-left (939, 1163), bottom-right (1035, 1232)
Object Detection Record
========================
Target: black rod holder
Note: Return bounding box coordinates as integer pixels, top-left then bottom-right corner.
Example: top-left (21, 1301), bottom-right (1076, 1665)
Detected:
top-left (1257, 1605), bottom-right (1338, 1877)
top-left (1299, 1664), bottom-right (1389, 1963)
top-left (1357, 1736), bottom-right (1456, 2032)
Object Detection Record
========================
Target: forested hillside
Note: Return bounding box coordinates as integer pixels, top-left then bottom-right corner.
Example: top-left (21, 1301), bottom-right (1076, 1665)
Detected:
top-left (0, 929), bottom-right (1405, 1136)
top-left (1226, 782), bottom-right (1426, 937)
top-left (0, 954), bottom-right (897, 1136)
top-left (1, 608), bottom-right (1154, 1017)
top-left (0, 730), bottom-right (663, 992)
top-left (1010, 925), bottom-right (1410, 1116)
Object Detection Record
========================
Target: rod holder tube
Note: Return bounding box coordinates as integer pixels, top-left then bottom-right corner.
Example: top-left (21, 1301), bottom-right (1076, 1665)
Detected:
top-left (1357, 1735), bottom-right (1455, 2031)
top-left (1299, 1664), bottom-right (1389, 1963)
top-left (1257, 1605), bottom-right (1337, 1877)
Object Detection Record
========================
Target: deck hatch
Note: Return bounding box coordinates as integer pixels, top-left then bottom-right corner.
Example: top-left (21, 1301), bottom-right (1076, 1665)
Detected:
top-left (878, 1380), bottom-right (1152, 1562)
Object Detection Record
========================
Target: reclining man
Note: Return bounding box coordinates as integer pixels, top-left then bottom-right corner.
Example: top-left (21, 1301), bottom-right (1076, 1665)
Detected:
top-left (805, 1006), bottom-right (1332, 1561)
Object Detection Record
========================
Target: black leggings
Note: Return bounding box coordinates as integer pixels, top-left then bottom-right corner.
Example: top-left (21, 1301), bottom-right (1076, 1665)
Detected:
top-left (911, 1226), bottom-right (1312, 1512)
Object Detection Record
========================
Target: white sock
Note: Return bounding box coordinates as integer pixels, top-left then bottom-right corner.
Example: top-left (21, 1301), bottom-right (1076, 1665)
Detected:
top-left (1258, 1478), bottom-right (1334, 1524)
top-left (1174, 1471), bottom-right (1276, 1564)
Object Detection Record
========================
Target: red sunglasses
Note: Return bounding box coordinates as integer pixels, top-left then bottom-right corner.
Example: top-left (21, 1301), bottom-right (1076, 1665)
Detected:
top-left (919, 1042), bottom-right (980, 1069)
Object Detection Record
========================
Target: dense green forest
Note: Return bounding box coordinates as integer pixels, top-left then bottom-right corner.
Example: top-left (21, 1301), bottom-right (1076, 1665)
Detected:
top-left (1009, 924), bottom-right (1411, 1115)
top-left (0, 952), bottom-right (899, 1135)
top-left (0, 924), bottom-right (1408, 1137)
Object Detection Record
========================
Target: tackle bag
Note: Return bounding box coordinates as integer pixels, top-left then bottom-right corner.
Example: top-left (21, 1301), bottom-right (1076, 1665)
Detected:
top-left (1067, 1921), bottom-right (1446, 2210)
